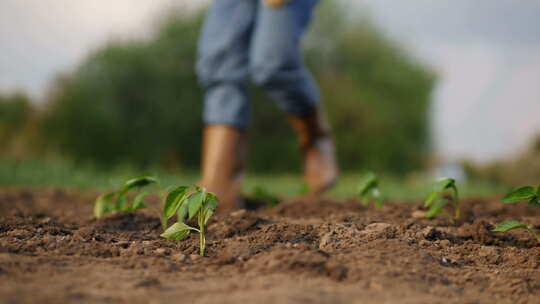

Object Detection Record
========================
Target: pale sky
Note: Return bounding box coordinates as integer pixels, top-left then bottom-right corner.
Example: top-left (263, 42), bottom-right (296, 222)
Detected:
top-left (354, 0), bottom-right (540, 163)
top-left (1, 0), bottom-right (539, 163)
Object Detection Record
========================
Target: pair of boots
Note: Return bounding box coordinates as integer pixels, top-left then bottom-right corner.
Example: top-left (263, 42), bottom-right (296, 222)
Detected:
top-left (199, 110), bottom-right (338, 211)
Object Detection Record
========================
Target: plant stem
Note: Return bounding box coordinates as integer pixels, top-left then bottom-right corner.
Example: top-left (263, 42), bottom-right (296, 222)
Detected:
top-left (198, 211), bottom-right (205, 256)
top-left (452, 189), bottom-right (460, 219)
top-left (454, 204), bottom-right (460, 219)
top-left (159, 190), bottom-right (166, 230)
top-left (200, 225), bottom-right (205, 256)
top-left (527, 228), bottom-right (540, 245)
top-left (160, 216), bottom-right (168, 231)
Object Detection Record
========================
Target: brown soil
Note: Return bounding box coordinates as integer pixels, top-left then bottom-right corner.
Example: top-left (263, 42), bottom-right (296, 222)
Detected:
top-left (1, 187), bottom-right (540, 303)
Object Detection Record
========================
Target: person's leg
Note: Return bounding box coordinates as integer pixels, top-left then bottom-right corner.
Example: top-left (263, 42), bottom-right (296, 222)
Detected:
top-left (197, 0), bottom-right (256, 128)
top-left (250, 0), bottom-right (320, 116)
top-left (250, 0), bottom-right (338, 193)
top-left (196, 0), bottom-right (256, 211)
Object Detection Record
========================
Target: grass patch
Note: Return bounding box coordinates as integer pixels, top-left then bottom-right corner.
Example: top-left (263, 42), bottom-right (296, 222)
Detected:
top-left (1, 158), bottom-right (507, 200)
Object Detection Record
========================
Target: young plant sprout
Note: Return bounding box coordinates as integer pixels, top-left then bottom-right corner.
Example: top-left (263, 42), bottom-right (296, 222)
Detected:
top-left (424, 177), bottom-right (460, 220)
top-left (358, 172), bottom-right (383, 208)
top-left (492, 221), bottom-right (540, 244)
top-left (161, 186), bottom-right (217, 256)
top-left (492, 185), bottom-right (540, 244)
top-left (94, 174), bottom-right (159, 218)
top-left (501, 185), bottom-right (540, 206)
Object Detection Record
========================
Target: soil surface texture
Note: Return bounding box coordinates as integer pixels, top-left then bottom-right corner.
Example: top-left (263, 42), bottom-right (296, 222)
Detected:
top-left (1, 187), bottom-right (540, 304)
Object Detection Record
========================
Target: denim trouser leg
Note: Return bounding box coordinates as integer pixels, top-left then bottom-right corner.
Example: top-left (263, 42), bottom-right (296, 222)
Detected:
top-left (250, 0), bottom-right (320, 117)
top-left (196, 0), bottom-right (319, 128)
top-left (196, 0), bottom-right (256, 129)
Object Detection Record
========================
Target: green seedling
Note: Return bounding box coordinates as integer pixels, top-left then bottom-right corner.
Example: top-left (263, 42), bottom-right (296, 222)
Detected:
top-left (502, 185), bottom-right (540, 206)
top-left (492, 185), bottom-right (540, 244)
top-left (94, 174), bottom-right (159, 218)
top-left (492, 221), bottom-right (540, 244)
top-left (358, 172), bottom-right (383, 208)
top-left (424, 177), bottom-right (460, 220)
top-left (161, 186), bottom-right (217, 256)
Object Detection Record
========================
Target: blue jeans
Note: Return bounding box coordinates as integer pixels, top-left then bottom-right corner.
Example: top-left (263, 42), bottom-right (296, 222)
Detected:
top-left (197, 0), bottom-right (320, 128)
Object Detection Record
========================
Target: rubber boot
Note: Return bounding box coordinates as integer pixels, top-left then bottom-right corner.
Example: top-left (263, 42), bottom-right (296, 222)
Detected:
top-left (287, 110), bottom-right (338, 194)
top-left (199, 125), bottom-right (247, 212)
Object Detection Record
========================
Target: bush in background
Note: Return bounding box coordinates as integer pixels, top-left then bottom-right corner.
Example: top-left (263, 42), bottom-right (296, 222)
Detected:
top-left (0, 92), bottom-right (41, 158)
top-left (20, 2), bottom-right (435, 174)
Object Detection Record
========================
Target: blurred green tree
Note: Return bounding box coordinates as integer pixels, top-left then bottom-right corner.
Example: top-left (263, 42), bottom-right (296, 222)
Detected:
top-left (0, 92), bottom-right (30, 135)
top-left (0, 92), bottom-right (35, 157)
top-left (42, 2), bottom-right (435, 174)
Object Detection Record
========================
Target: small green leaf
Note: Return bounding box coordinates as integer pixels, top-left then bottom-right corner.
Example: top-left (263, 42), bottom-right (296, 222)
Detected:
top-left (133, 191), bottom-right (148, 203)
top-left (425, 199), bottom-right (450, 219)
top-left (203, 192), bottom-right (218, 211)
top-left (160, 222), bottom-right (195, 241)
top-left (163, 186), bottom-right (189, 219)
top-left (125, 174), bottom-right (159, 188)
top-left (358, 172), bottom-right (377, 197)
top-left (424, 191), bottom-right (440, 208)
top-left (128, 192), bottom-right (149, 212)
top-left (450, 183), bottom-right (459, 201)
top-left (424, 178), bottom-right (455, 207)
top-left (203, 209), bottom-right (214, 225)
top-left (94, 192), bottom-right (115, 218)
top-left (528, 197), bottom-right (540, 207)
top-left (115, 196), bottom-right (128, 211)
top-left (492, 221), bottom-right (529, 232)
top-left (119, 175), bottom-right (159, 196)
top-left (130, 201), bottom-right (148, 212)
top-left (188, 191), bottom-right (205, 220)
top-left (502, 186), bottom-right (537, 203)
top-left (177, 199), bottom-right (189, 222)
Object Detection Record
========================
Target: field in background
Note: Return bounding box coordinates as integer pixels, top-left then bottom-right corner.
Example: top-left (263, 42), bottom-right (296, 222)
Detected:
top-left (0, 158), bottom-right (506, 200)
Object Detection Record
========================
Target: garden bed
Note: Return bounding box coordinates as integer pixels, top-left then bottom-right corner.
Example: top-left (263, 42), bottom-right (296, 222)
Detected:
top-left (1, 188), bottom-right (539, 303)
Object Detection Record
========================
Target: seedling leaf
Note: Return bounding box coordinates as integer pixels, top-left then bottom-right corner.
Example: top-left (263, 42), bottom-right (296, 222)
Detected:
top-left (450, 183), bottom-right (459, 200)
top-left (116, 196), bottom-right (128, 211)
top-left (529, 197), bottom-right (540, 207)
top-left (160, 222), bottom-right (195, 241)
top-left (203, 209), bottom-right (214, 225)
top-left (94, 175), bottom-right (157, 218)
top-left (177, 199), bottom-right (189, 222)
top-left (94, 192), bottom-right (115, 218)
top-left (130, 201), bottom-right (148, 212)
top-left (425, 178), bottom-right (455, 208)
top-left (163, 186), bottom-right (189, 219)
top-left (188, 191), bottom-right (205, 220)
top-left (358, 172), bottom-right (377, 197)
top-left (204, 192), bottom-right (218, 211)
top-left (128, 191), bottom-right (149, 212)
top-left (357, 172), bottom-right (384, 207)
top-left (160, 187), bottom-right (218, 256)
top-left (125, 174), bottom-right (159, 188)
top-left (502, 186), bottom-right (537, 203)
top-left (425, 199), bottom-right (450, 219)
top-left (492, 221), bottom-right (528, 232)
top-left (119, 174), bottom-right (159, 196)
